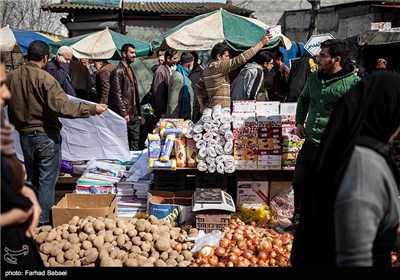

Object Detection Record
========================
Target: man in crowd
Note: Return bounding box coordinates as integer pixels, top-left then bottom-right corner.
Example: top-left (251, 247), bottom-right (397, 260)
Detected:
top-left (150, 48), bottom-right (179, 122)
top-left (44, 45), bottom-right (76, 96)
top-left (231, 50), bottom-right (275, 101)
top-left (291, 39), bottom-right (360, 227)
top-left (195, 32), bottom-right (272, 111)
top-left (166, 51), bottom-right (195, 120)
top-left (93, 59), bottom-right (116, 104)
top-left (268, 50), bottom-right (290, 102)
top-left (189, 51), bottom-right (204, 122)
top-left (6, 40), bottom-right (107, 226)
top-left (108, 43), bottom-right (142, 151)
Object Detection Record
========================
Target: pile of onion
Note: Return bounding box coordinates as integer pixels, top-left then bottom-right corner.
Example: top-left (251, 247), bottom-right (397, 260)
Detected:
top-left (189, 218), bottom-right (293, 267)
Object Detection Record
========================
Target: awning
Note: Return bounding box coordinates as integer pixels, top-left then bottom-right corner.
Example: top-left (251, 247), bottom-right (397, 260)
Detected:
top-left (358, 30), bottom-right (400, 46)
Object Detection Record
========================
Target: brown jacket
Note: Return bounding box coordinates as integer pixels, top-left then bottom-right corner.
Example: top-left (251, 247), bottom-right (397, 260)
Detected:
top-left (108, 62), bottom-right (141, 118)
top-left (6, 62), bottom-right (97, 135)
top-left (96, 63), bottom-right (116, 104)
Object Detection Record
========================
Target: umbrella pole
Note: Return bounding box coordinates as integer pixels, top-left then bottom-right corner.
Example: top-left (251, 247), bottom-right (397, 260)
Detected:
top-left (10, 51), bottom-right (14, 70)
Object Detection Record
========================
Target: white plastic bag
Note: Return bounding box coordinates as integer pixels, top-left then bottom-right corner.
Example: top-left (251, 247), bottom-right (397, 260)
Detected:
top-left (190, 230), bottom-right (225, 253)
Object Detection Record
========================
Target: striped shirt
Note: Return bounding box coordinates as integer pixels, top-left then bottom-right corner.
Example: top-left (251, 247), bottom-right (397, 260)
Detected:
top-left (195, 47), bottom-right (257, 108)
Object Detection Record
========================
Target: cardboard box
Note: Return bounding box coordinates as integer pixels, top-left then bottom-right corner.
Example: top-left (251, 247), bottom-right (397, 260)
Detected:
top-left (52, 194), bottom-right (117, 227)
top-left (236, 173), bottom-right (269, 206)
top-left (147, 190), bottom-right (195, 226)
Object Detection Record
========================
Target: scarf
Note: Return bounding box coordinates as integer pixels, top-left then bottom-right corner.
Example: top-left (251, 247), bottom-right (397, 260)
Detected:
top-left (291, 71), bottom-right (400, 267)
top-left (176, 64), bottom-right (190, 114)
top-left (1, 110), bottom-right (16, 156)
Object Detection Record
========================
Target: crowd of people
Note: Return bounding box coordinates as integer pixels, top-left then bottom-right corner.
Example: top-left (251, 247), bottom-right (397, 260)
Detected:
top-left (1, 32), bottom-right (399, 268)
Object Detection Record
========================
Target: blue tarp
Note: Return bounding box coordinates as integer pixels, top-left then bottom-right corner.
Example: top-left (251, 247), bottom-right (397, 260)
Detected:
top-left (11, 27), bottom-right (54, 53)
top-left (279, 41), bottom-right (306, 68)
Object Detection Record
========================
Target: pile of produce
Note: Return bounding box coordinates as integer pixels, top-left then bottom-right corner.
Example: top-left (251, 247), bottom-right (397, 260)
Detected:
top-left (33, 215), bottom-right (197, 267)
top-left (189, 218), bottom-right (293, 267)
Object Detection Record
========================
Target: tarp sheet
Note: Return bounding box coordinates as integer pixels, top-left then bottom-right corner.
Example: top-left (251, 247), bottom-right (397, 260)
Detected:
top-left (7, 96), bottom-right (131, 162)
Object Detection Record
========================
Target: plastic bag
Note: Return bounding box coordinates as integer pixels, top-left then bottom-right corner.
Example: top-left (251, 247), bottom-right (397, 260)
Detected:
top-left (190, 230), bottom-right (225, 253)
top-left (269, 187), bottom-right (295, 228)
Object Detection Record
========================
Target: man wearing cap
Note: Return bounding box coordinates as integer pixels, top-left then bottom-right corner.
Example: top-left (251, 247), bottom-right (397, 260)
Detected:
top-left (166, 52), bottom-right (195, 120)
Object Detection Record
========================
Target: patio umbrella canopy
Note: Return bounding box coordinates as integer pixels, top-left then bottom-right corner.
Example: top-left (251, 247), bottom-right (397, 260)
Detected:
top-left (0, 25), bottom-right (57, 53)
top-left (151, 8), bottom-right (291, 52)
top-left (49, 27), bottom-right (151, 60)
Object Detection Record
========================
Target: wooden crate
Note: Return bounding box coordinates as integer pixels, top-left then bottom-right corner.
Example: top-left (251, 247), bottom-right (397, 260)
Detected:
top-left (195, 213), bottom-right (231, 233)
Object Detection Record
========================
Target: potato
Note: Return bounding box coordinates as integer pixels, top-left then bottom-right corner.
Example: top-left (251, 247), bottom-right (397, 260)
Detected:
top-left (154, 237), bottom-right (170, 252)
top-left (104, 232), bottom-right (115, 243)
top-left (56, 252), bottom-right (65, 264)
top-left (154, 259), bottom-right (168, 267)
top-left (93, 220), bottom-right (105, 232)
top-left (40, 243), bottom-right (53, 255)
top-left (98, 249), bottom-right (109, 260)
top-left (45, 229), bottom-right (57, 242)
top-left (97, 230), bottom-right (107, 237)
top-left (68, 216), bottom-right (80, 226)
top-left (64, 249), bottom-right (77, 261)
top-left (165, 259), bottom-right (178, 267)
top-left (116, 235), bottom-right (126, 247)
top-left (160, 251), bottom-right (169, 261)
top-left (100, 257), bottom-right (115, 267)
top-left (104, 220), bottom-right (115, 231)
top-left (34, 232), bottom-right (47, 245)
top-left (121, 241), bottom-right (132, 252)
top-left (148, 215), bottom-right (158, 225)
top-left (62, 241), bottom-right (71, 251)
top-left (68, 224), bottom-right (78, 233)
top-left (176, 255), bottom-right (184, 263)
top-left (40, 225), bottom-right (53, 232)
top-left (109, 250), bottom-right (117, 260)
top-left (182, 250), bottom-right (193, 261)
top-left (93, 236), bottom-right (105, 248)
top-left (78, 232), bottom-right (88, 243)
top-left (84, 248), bottom-right (99, 264)
top-left (178, 260), bottom-right (191, 267)
top-left (131, 236), bottom-right (141, 246)
top-left (140, 241), bottom-right (152, 252)
top-left (126, 229), bottom-right (137, 238)
top-left (124, 258), bottom-right (139, 267)
top-left (129, 245), bottom-right (141, 255)
top-left (68, 234), bottom-right (80, 245)
top-left (113, 228), bottom-right (123, 236)
top-left (81, 240), bottom-right (92, 250)
top-left (134, 219), bottom-right (146, 232)
top-left (141, 232), bottom-right (153, 242)
top-left (78, 249), bottom-right (85, 258)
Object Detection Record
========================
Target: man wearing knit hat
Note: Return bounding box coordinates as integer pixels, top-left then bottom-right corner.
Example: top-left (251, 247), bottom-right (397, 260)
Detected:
top-left (166, 51), bottom-right (195, 119)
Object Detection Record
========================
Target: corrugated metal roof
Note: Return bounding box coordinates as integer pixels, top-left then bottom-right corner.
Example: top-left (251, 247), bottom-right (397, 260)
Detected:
top-left (41, 2), bottom-right (253, 16)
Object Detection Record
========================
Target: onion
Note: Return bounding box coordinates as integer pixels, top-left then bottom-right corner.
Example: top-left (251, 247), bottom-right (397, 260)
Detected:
top-left (199, 245), bottom-right (214, 257)
top-left (219, 238), bottom-right (230, 248)
top-left (174, 243), bottom-right (182, 253)
top-left (231, 246), bottom-right (242, 256)
top-left (273, 238), bottom-right (283, 247)
top-left (228, 253), bottom-right (238, 263)
top-left (217, 262), bottom-right (225, 267)
top-left (237, 240), bottom-right (247, 251)
top-left (257, 251), bottom-right (267, 261)
top-left (233, 232), bottom-right (244, 242)
top-left (258, 240), bottom-right (272, 253)
top-left (241, 250), bottom-right (253, 260)
top-left (214, 247), bottom-right (226, 257)
top-left (208, 255), bottom-right (219, 267)
top-left (226, 261), bottom-right (234, 267)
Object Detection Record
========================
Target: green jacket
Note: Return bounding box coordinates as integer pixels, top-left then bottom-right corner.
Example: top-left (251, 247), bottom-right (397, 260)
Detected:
top-left (295, 68), bottom-right (360, 143)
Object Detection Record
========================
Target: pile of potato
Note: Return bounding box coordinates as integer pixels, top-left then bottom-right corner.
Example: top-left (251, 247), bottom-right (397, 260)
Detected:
top-left (33, 215), bottom-right (198, 267)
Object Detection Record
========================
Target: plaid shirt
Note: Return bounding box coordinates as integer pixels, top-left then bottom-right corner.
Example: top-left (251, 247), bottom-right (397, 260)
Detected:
top-left (195, 47), bottom-right (257, 108)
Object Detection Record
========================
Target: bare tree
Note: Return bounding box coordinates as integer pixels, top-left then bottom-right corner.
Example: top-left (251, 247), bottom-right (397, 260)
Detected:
top-left (0, 0), bottom-right (67, 36)
top-left (307, 0), bottom-right (320, 39)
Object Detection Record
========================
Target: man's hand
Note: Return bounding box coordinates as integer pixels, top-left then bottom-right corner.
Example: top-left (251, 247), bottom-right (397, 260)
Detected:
top-left (95, 104), bottom-right (107, 115)
top-left (124, 115), bottom-right (130, 122)
top-left (295, 124), bottom-right (305, 139)
top-left (57, 54), bottom-right (68, 64)
top-left (260, 32), bottom-right (273, 46)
